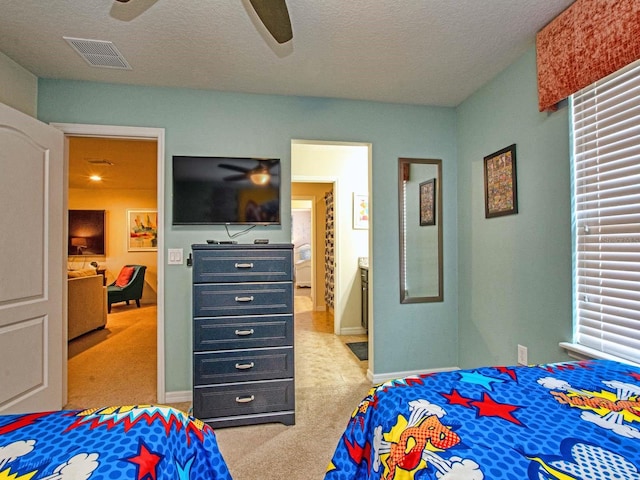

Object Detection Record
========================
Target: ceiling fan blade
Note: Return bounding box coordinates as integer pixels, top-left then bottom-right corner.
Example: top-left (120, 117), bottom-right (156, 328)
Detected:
top-left (223, 174), bottom-right (249, 182)
top-left (249, 0), bottom-right (293, 44)
top-left (219, 163), bottom-right (249, 173)
top-left (260, 159), bottom-right (279, 168)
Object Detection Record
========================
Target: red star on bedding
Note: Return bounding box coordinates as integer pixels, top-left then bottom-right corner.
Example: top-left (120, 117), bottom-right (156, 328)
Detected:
top-left (125, 440), bottom-right (164, 480)
top-left (470, 392), bottom-right (524, 425)
top-left (495, 366), bottom-right (518, 381)
top-left (441, 389), bottom-right (473, 408)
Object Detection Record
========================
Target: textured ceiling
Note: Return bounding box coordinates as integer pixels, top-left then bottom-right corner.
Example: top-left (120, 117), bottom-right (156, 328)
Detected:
top-left (0, 0), bottom-right (574, 107)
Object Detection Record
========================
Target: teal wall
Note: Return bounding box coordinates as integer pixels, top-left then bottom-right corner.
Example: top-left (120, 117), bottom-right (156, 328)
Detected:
top-left (37, 82), bottom-right (459, 390)
top-left (456, 47), bottom-right (573, 367)
top-left (38, 43), bottom-right (576, 388)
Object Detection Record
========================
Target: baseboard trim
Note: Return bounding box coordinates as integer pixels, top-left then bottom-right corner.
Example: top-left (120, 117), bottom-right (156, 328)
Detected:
top-left (340, 326), bottom-right (367, 335)
top-left (164, 390), bottom-right (192, 404)
top-left (369, 365), bottom-right (459, 384)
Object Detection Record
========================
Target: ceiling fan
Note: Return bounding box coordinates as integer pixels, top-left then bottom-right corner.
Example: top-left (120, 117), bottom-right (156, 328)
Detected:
top-left (114, 0), bottom-right (292, 44)
top-left (219, 159), bottom-right (280, 185)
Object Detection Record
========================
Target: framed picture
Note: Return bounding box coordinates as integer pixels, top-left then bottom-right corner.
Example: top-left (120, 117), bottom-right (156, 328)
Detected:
top-left (127, 210), bottom-right (158, 251)
top-left (353, 193), bottom-right (369, 230)
top-left (484, 144), bottom-right (518, 218)
top-left (419, 178), bottom-right (436, 226)
top-left (68, 210), bottom-right (105, 256)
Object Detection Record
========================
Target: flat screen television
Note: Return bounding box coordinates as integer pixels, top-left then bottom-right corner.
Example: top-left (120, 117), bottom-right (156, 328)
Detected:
top-left (68, 209), bottom-right (106, 256)
top-left (172, 156), bottom-right (281, 225)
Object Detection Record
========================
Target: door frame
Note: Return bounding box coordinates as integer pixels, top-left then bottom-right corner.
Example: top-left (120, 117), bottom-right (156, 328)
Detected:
top-left (51, 122), bottom-right (166, 403)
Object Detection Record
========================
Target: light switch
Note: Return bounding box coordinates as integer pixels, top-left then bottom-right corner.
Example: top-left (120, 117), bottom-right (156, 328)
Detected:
top-left (168, 248), bottom-right (183, 265)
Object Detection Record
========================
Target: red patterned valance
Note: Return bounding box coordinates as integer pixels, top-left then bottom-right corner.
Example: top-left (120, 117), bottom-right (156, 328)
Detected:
top-left (536, 0), bottom-right (640, 112)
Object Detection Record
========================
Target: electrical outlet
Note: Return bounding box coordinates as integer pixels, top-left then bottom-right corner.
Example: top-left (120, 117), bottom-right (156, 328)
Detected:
top-left (517, 344), bottom-right (528, 365)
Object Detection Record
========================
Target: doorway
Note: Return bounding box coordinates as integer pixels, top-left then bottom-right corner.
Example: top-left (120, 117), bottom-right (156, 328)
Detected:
top-left (291, 140), bottom-right (371, 372)
top-left (53, 122), bottom-right (166, 405)
top-left (66, 136), bottom-right (158, 407)
top-left (291, 141), bottom-right (370, 336)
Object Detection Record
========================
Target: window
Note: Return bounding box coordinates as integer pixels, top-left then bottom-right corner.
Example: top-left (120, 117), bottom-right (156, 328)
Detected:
top-left (571, 58), bottom-right (640, 365)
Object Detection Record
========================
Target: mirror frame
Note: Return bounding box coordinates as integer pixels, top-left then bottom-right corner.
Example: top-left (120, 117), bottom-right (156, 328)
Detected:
top-left (398, 158), bottom-right (443, 303)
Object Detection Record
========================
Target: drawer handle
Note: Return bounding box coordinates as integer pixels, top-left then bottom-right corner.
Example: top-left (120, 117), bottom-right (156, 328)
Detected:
top-left (235, 329), bottom-right (255, 336)
top-left (235, 395), bottom-right (255, 404)
top-left (234, 262), bottom-right (254, 269)
top-left (235, 296), bottom-right (254, 302)
top-left (235, 362), bottom-right (255, 370)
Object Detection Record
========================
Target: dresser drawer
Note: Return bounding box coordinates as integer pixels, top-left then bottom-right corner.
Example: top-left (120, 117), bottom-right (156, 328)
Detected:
top-left (194, 282), bottom-right (292, 317)
top-left (193, 249), bottom-right (292, 283)
top-left (194, 314), bottom-right (293, 351)
top-left (193, 379), bottom-right (295, 419)
top-left (194, 347), bottom-right (293, 385)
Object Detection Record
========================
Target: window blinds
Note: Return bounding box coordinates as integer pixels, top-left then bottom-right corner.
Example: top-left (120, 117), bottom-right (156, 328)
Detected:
top-left (572, 58), bottom-right (640, 364)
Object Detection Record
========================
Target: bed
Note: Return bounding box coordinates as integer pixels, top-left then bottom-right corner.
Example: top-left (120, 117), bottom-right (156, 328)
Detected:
top-left (0, 405), bottom-right (232, 479)
top-left (325, 359), bottom-right (640, 479)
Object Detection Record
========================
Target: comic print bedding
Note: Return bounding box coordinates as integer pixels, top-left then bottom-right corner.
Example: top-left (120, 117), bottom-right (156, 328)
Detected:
top-left (325, 359), bottom-right (640, 480)
top-left (0, 405), bottom-right (232, 479)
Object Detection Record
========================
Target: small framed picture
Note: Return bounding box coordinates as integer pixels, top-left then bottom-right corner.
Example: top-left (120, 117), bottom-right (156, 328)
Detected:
top-left (419, 178), bottom-right (436, 226)
top-left (353, 193), bottom-right (369, 230)
top-left (127, 209), bottom-right (158, 251)
top-left (484, 144), bottom-right (518, 218)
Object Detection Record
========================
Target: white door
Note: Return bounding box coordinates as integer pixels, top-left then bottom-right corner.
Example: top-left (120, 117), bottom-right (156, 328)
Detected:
top-left (0, 103), bottom-right (64, 413)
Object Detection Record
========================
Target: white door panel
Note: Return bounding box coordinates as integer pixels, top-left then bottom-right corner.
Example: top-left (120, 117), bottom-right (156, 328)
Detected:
top-left (0, 130), bottom-right (46, 303)
top-left (0, 103), bottom-right (64, 413)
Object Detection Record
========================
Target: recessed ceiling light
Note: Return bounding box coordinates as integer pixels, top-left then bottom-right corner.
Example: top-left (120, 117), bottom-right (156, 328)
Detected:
top-left (90, 175), bottom-right (102, 182)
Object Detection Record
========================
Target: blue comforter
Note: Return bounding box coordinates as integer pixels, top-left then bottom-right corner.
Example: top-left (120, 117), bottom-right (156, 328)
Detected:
top-left (326, 360), bottom-right (640, 479)
top-left (0, 405), bottom-right (232, 479)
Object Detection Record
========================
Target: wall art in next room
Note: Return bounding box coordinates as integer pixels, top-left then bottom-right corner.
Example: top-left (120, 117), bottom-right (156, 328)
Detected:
top-left (68, 210), bottom-right (106, 256)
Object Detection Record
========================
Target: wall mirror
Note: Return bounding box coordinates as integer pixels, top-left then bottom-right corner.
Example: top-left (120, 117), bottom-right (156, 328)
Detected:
top-left (398, 158), bottom-right (443, 303)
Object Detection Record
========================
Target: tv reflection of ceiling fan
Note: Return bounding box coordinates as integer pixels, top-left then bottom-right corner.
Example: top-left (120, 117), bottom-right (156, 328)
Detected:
top-left (114, 0), bottom-right (293, 44)
top-left (220, 159), bottom-right (279, 185)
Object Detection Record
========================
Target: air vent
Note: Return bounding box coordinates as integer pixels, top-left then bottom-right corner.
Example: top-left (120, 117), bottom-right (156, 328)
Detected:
top-left (63, 37), bottom-right (132, 70)
top-left (86, 159), bottom-right (114, 165)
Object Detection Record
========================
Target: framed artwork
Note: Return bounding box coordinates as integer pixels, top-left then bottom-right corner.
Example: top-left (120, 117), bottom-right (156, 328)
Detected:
top-left (127, 210), bottom-right (158, 251)
top-left (484, 144), bottom-right (518, 218)
top-left (419, 178), bottom-right (436, 226)
top-left (353, 193), bottom-right (369, 230)
top-left (68, 210), bottom-right (105, 256)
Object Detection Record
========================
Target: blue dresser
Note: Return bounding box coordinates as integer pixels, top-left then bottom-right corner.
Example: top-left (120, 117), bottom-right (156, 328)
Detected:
top-left (191, 244), bottom-right (295, 428)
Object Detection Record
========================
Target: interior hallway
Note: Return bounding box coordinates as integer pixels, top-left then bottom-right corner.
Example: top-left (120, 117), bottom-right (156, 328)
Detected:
top-left (294, 287), bottom-right (368, 387)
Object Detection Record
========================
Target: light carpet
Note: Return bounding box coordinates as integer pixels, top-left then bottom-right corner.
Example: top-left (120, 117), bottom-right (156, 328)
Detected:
top-left (66, 297), bottom-right (371, 479)
top-left (215, 382), bottom-right (371, 480)
top-left (66, 304), bottom-right (157, 409)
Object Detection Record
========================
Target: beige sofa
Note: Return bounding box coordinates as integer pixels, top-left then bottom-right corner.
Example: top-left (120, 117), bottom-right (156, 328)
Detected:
top-left (68, 271), bottom-right (107, 340)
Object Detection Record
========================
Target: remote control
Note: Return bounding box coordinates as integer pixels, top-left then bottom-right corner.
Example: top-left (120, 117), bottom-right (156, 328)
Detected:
top-left (219, 240), bottom-right (237, 244)
top-left (254, 239), bottom-right (269, 244)
top-left (206, 240), bottom-right (218, 244)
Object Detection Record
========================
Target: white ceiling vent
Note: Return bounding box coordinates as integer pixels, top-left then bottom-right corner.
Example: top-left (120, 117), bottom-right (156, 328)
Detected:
top-left (63, 37), bottom-right (131, 70)
top-left (86, 159), bottom-right (114, 165)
